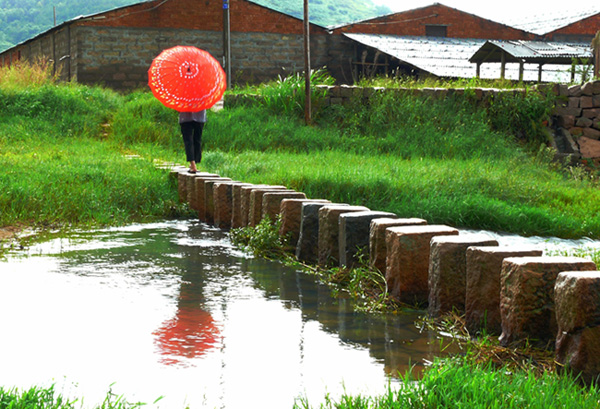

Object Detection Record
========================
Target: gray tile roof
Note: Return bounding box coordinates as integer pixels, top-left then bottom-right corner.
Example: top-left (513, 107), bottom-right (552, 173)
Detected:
top-left (344, 33), bottom-right (592, 82)
top-left (470, 40), bottom-right (593, 63)
top-left (499, 6), bottom-right (600, 35)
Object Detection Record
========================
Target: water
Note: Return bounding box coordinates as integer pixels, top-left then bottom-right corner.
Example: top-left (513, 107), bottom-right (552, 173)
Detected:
top-left (0, 220), bottom-right (450, 409)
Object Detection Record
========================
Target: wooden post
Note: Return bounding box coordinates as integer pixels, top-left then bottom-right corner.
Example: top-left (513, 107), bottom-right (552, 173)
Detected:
top-left (518, 61), bottom-right (524, 82)
top-left (303, 0), bottom-right (311, 125)
top-left (538, 63), bottom-right (543, 83)
top-left (476, 62), bottom-right (481, 78)
top-left (500, 51), bottom-right (506, 80)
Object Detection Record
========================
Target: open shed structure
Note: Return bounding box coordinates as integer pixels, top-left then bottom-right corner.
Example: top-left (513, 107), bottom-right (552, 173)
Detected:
top-left (469, 40), bottom-right (594, 82)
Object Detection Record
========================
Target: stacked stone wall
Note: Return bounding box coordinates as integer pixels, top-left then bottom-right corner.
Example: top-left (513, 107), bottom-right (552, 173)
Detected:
top-left (550, 81), bottom-right (600, 162)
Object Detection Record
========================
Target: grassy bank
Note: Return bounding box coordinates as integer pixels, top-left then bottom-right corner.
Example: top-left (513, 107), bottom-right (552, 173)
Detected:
top-left (2, 63), bottom-right (600, 408)
top-left (294, 355), bottom-right (600, 409)
top-left (0, 62), bottom-right (190, 240)
top-left (3, 63), bottom-right (600, 239)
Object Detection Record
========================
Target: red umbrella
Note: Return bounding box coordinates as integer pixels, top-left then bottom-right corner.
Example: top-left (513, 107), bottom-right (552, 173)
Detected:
top-left (148, 45), bottom-right (226, 112)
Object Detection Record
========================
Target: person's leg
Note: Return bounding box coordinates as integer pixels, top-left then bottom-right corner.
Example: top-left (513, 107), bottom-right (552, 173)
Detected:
top-left (181, 122), bottom-right (197, 172)
top-left (192, 122), bottom-right (205, 165)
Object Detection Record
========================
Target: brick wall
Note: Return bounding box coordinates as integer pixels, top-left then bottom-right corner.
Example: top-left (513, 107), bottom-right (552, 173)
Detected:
top-left (544, 14), bottom-right (600, 41)
top-left (78, 0), bottom-right (325, 36)
top-left (331, 3), bottom-right (537, 40)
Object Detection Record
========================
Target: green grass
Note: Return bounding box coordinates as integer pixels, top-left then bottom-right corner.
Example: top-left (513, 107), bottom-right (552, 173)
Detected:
top-left (2, 62), bottom-right (599, 241)
top-left (2, 62), bottom-right (600, 408)
top-left (0, 67), bottom-right (191, 233)
top-left (294, 356), bottom-right (600, 409)
top-left (0, 385), bottom-right (153, 409)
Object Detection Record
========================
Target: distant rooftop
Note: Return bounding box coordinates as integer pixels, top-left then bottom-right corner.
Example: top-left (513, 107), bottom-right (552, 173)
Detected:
top-left (344, 33), bottom-right (589, 82)
top-left (498, 6), bottom-right (600, 35)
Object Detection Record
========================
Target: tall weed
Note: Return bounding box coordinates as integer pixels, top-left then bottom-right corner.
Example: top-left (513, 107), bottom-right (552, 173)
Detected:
top-left (259, 69), bottom-right (335, 119)
top-left (0, 59), bottom-right (58, 90)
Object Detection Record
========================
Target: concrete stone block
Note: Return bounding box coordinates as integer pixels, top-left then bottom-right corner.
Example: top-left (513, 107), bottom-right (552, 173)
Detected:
top-left (279, 199), bottom-right (330, 248)
top-left (385, 225), bottom-right (458, 306)
top-left (213, 181), bottom-right (243, 230)
top-left (339, 211), bottom-right (397, 269)
top-left (249, 188), bottom-right (293, 227)
top-left (555, 271), bottom-right (600, 385)
top-left (318, 205), bottom-right (370, 268)
top-left (191, 175), bottom-right (221, 220)
top-left (188, 172), bottom-right (218, 210)
top-left (465, 246), bottom-right (543, 336)
top-left (240, 185), bottom-right (285, 227)
top-left (204, 178), bottom-right (232, 224)
top-left (297, 202), bottom-right (347, 264)
top-left (231, 183), bottom-right (253, 228)
top-left (499, 257), bottom-right (596, 347)
top-left (261, 191), bottom-right (307, 225)
top-left (427, 234), bottom-right (498, 318)
top-left (177, 171), bottom-right (188, 203)
top-left (369, 218), bottom-right (427, 273)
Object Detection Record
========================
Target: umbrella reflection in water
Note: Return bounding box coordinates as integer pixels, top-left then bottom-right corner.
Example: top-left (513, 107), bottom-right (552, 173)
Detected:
top-left (153, 276), bottom-right (221, 367)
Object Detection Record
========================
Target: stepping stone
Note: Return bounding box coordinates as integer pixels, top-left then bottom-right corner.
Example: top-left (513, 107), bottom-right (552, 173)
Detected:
top-left (499, 256), bottom-right (596, 347)
top-left (339, 211), bottom-right (397, 269)
top-left (465, 246), bottom-right (542, 335)
top-left (385, 225), bottom-right (458, 306)
top-left (427, 234), bottom-right (498, 318)
top-left (318, 205), bottom-right (370, 268)
top-left (369, 218), bottom-right (427, 273)
top-left (555, 271), bottom-right (600, 385)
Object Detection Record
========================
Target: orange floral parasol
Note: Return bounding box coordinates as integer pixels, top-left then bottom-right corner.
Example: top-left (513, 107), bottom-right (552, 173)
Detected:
top-left (148, 45), bottom-right (226, 112)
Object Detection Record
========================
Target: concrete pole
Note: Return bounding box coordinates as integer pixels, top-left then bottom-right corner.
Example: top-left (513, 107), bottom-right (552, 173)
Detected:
top-left (303, 0), bottom-right (312, 125)
top-left (223, 0), bottom-right (231, 89)
top-left (593, 31), bottom-right (599, 79)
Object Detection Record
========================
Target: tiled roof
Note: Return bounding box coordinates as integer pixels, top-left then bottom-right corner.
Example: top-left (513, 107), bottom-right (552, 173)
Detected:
top-left (344, 33), bottom-right (591, 82)
top-left (500, 6), bottom-right (600, 35)
top-left (470, 40), bottom-right (593, 63)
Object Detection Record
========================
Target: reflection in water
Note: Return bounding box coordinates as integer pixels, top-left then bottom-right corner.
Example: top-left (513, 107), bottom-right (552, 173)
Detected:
top-left (0, 220), bottom-right (452, 408)
top-left (153, 293), bottom-right (221, 366)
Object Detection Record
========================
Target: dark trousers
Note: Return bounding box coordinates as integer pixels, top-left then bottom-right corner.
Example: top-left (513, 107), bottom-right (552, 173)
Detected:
top-left (180, 121), bottom-right (204, 163)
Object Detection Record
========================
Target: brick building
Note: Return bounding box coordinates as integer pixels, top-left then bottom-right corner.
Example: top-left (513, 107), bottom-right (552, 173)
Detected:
top-left (0, 1), bottom-right (597, 88)
top-left (0, 0), bottom-right (336, 89)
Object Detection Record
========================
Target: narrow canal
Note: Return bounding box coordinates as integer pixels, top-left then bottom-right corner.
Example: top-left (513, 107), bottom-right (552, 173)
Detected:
top-left (0, 220), bottom-right (452, 409)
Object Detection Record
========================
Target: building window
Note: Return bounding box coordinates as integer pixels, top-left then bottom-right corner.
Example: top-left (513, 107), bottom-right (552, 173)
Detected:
top-left (426, 25), bottom-right (447, 37)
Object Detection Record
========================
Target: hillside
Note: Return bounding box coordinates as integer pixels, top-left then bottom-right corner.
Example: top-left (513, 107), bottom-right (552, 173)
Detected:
top-left (0, 0), bottom-right (391, 52)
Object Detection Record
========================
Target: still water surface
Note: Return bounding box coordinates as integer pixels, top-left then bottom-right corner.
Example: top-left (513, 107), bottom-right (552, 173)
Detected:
top-left (0, 220), bottom-right (452, 409)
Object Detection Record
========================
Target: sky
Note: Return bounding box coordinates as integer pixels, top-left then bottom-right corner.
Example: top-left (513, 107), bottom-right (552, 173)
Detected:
top-left (371, 0), bottom-right (600, 24)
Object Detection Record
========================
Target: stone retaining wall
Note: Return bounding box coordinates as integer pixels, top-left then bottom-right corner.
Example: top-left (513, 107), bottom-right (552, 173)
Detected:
top-left (171, 165), bottom-right (600, 383)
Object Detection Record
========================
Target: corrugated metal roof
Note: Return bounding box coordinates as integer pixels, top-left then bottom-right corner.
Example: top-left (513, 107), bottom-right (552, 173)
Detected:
top-left (343, 33), bottom-right (592, 82)
top-left (502, 6), bottom-right (600, 35)
top-left (470, 40), bottom-right (593, 63)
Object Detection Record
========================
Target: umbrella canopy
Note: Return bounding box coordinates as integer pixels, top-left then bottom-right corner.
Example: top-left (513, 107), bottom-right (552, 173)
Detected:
top-left (148, 45), bottom-right (226, 112)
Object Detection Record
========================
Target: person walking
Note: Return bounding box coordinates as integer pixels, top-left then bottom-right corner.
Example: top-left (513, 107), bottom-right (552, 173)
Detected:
top-left (179, 110), bottom-right (207, 174)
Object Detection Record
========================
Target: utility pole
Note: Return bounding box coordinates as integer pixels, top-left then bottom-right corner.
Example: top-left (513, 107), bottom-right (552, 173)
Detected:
top-left (53, 6), bottom-right (56, 26)
top-left (223, 0), bottom-right (231, 88)
top-left (593, 30), bottom-right (600, 79)
top-left (303, 0), bottom-right (311, 125)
